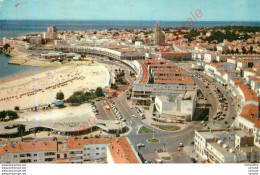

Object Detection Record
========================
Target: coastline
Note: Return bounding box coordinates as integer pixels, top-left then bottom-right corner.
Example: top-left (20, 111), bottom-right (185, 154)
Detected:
top-left (0, 66), bottom-right (57, 84)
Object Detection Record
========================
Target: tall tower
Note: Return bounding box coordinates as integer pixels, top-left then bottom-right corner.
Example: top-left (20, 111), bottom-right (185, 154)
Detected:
top-left (154, 22), bottom-right (165, 46)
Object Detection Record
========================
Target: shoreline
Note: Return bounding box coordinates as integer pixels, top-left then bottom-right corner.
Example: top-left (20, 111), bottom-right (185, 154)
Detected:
top-left (0, 63), bottom-right (111, 111)
top-left (0, 66), bottom-right (58, 84)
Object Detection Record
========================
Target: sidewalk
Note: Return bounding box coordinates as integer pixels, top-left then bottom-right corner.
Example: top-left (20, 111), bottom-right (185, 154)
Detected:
top-left (183, 143), bottom-right (206, 163)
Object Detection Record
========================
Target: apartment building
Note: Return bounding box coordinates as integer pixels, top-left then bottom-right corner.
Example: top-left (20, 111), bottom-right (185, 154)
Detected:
top-left (0, 137), bottom-right (139, 164)
top-left (0, 141), bottom-right (57, 163)
top-left (194, 130), bottom-right (260, 163)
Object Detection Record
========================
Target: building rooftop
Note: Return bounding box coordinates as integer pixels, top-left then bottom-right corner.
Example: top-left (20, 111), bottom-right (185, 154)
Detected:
top-left (108, 137), bottom-right (140, 163)
top-left (4, 141), bottom-right (57, 153)
top-left (237, 84), bottom-right (258, 102)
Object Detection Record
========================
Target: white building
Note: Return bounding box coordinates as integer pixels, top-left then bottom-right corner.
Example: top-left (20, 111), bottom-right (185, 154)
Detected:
top-left (194, 130), bottom-right (260, 163)
top-left (155, 91), bottom-right (196, 122)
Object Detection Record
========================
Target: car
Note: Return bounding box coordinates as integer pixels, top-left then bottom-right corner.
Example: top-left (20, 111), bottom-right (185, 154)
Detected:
top-left (191, 141), bottom-right (194, 145)
top-left (154, 158), bottom-right (162, 163)
top-left (114, 121), bottom-right (120, 124)
top-left (191, 158), bottom-right (197, 163)
top-left (179, 143), bottom-right (184, 147)
top-left (137, 143), bottom-right (145, 148)
top-left (132, 114), bottom-right (137, 118)
top-left (142, 116), bottom-right (146, 120)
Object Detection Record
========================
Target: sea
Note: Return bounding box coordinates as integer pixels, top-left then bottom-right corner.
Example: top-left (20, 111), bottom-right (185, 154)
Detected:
top-left (0, 20), bottom-right (260, 78)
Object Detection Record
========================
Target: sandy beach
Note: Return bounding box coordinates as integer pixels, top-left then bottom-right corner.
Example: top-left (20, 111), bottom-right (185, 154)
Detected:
top-left (0, 63), bottom-right (110, 111)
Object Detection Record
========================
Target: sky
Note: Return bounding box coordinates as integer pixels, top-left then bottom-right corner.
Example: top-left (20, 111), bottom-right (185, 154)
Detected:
top-left (0, 0), bottom-right (259, 21)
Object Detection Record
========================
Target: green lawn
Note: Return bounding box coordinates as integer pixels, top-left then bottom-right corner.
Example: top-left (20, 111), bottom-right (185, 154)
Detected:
top-left (152, 124), bottom-right (180, 131)
top-left (138, 126), bottom-right (157, 134)
top-left (157, 149), bottom-right (165, 153)
top-left (161, 156), bottom-right (172, 160)
top-left (148, 138), bottom-right (159, 143)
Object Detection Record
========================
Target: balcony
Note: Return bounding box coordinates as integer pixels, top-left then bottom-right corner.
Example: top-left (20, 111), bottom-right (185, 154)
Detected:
top-left (44, 152), bottom-right (56, 156)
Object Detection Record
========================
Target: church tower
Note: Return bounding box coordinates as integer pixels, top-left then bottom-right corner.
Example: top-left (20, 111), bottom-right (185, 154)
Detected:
top-left (154, 22), bottom-right (165, 46)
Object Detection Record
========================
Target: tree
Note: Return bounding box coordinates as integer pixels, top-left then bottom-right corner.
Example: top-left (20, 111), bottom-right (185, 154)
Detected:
top-left (242, 46), bottom-right (247, 54)
top-left (56, 91), bottom-right (65, 100)
top-left (14, 106), bottom-right (20, 111)
top-left (250, 46), bottom-right (254, 53)
top-left (41, 38), bottom-right (46, 45)
top-left (111, 83), bottom-right (118, 90)
top-left (17, 125), bottom-right (26, 137)
top-left (3, 43), bottom-right (10, 50)
top-left (153, 104), bottom-right (157, 112)
top-left (95, 87), bottom-right (104, 97)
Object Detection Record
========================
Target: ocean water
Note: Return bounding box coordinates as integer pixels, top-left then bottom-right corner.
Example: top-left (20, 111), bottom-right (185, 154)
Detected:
top-left (0, 54), bottom-right (39, 78)
top-left (0, 20), bottom-right (260, 78)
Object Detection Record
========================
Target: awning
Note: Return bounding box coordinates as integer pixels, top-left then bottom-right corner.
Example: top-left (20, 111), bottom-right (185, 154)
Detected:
top-left (52, 101), bottom-right (64, 105)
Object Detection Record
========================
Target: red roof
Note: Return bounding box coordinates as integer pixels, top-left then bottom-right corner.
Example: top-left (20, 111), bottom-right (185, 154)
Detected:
top-left (240, 104), bottom-right (260, 129)
top-left (237, 84), bottom-right (258, 102)
top-left (154, 76), bottom-right (194, 84)
top-left (4, 141), bottom-right (57, 153)
top-left (153, 69), bottom-right (187, 74)
top-left (108, 137), bottom-right (140, 163)
top-left (139, 61), bottom-right (149, 84)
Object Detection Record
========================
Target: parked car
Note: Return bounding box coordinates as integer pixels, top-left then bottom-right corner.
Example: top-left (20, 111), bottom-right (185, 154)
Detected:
top-left (155, 158), bottom-right (162, 163)
top-left (137, 143), bottom-right (145, 148)
top-left (114, 121), bottom-right (120, 124)
top-left (191, 158), bottom-right (197, 163)
top-left (179, 143), bottom-right (184, 147)
top-left (142, 116), bottom-right (146, 120)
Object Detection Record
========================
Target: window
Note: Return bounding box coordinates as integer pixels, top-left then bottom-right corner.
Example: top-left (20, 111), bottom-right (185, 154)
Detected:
top-left (64, 154), bottom-right (67, 158)
top-left (34, 154), bottom-right (37, 156)
top-left (87, 148), bottom-right (90, 150)
top-left (87, 153), bottom-right (90, 156)
top-left (13, 155), bottom-right (17, 158)
top-left (101, 147), bottom-right (105, 150)
top-left (96, 153), bottom-right (99, 155)
top-left (96, 147), bottom-right (99, 150)
top-left (84, 148), bottom-right (86, 151)
top-left (57, 154), bottom-right (60, 159)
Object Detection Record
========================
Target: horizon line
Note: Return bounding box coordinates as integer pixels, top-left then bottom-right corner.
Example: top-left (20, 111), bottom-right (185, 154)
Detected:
top-left (0, 19), bottom-right (260, 22)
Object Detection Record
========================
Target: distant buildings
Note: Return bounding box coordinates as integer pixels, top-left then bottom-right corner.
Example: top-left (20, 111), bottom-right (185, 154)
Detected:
top-left (154, 22), bottom-right (165, 46)
top-left (43, 26), bottom-right (58, 40)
